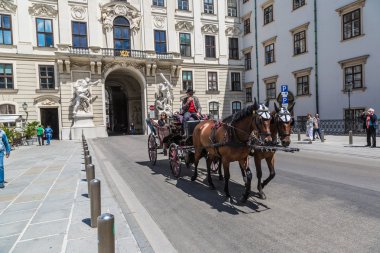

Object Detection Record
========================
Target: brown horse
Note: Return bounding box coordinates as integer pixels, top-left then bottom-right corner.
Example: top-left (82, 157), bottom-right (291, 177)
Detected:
top-left (192, 99), bottom-right (272, 202)
top-left (252, 102), bottom-right (294, 199)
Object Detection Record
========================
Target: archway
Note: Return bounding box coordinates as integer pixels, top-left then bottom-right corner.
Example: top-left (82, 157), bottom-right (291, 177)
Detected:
top-left (105, 67), bottom-right (144, 135)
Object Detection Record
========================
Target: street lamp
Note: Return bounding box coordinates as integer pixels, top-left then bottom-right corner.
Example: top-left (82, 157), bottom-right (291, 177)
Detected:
top-left (345, 82), bottom-right (353, 131)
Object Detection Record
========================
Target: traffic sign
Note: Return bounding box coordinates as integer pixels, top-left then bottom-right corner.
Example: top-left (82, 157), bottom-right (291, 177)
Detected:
top-left (281, 85), bottom-right (288, 93)
top-left (282, 97), bottom-right (289, 104)
top-left (149, 105), bottom-right (155, 111)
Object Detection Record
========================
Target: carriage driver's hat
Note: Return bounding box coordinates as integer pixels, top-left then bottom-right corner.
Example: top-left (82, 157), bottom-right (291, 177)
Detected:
top-left (186, 88), bottom-right (194, 95)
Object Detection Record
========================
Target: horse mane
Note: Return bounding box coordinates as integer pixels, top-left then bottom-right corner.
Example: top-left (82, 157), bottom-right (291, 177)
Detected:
top-left (222, 104), bottom-right (257, 124)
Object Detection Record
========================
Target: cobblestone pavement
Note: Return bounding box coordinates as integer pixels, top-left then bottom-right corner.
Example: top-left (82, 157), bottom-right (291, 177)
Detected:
top-left (0, 140), bottom-right (141, 253)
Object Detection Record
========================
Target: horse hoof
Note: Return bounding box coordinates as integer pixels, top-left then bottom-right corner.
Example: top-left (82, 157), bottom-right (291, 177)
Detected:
top-left (191, 175), bottom-right (197, 181)
top-left (240, 196), bottom-right (248, 203)
top-left (219, 175), bottom-right (224, 181)
top-left (259, 193), bottom-right (266, 200)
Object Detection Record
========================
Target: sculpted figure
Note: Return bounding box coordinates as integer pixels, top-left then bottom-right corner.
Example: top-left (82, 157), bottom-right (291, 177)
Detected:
top-left (155, 73), bottom-right (173, 116)
top-left (72, 78), bottom-right (101, 115)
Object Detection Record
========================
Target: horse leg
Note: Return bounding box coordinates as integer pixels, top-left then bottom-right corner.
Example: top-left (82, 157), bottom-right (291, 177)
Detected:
top-left (191, 150), bottom-right (201, 181)
top-left (222, 160), bottom-right (231, 200)
top-left (254, 156), bottom-right (266, 200)
top-left (218, 158), bottom-right (223, 181)
top-left (262, 154), bottom-right (276, 190)
top-left (206, 158), bottom-right (215, 190)
top-left (239, 158), bottom-right (252, 203)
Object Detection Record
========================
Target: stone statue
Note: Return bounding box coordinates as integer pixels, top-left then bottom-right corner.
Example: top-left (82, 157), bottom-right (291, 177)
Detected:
top-left (155, 73), bottom-right (173, 116)
top-left (72, 78), bottom-right (101, 115)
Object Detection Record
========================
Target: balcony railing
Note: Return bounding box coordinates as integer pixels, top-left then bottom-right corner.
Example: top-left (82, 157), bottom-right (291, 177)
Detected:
top-left (293, 119), bottom-right (380, 135)
top-left (69, 47), bottom-right (90, 55)
top-left (101, 48), bottom-right (148, 58)
top-left (156, 52), bottom-right (174, 59)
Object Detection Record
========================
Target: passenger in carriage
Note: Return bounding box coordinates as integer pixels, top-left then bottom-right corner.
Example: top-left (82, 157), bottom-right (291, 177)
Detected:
top-left (158, 112), bottom-right (169, 127)
top-left (182, 88), bottom-right (202, 122)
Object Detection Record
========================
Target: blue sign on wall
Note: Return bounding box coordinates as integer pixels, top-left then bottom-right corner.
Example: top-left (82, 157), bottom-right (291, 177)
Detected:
top-left (282, 97), bottom-right (289, 104)
top-left (281, 85), bottom-right (288, 93)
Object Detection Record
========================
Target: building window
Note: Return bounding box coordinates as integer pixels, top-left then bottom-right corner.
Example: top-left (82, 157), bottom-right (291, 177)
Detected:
top-left (244, 18), bottom-right (250, 35)
top-left (0, 104), bottom-right (15, 114)
top-left (296, 75), bottom-right (309, 95)
top-left (231, 72), bottom-right (241, 91)
top-left (246, 87), bottom-right (252, 102)
top-left (344, 65), bottom-right (362, 89)
top-left (209, 102), bottom-right (219, 119)
top-left (0, 14), bottom-right (12, 45)
top-left (153, 0), bottom-right (164, 7)
top-left (114, 17), bottom-right (130, 50)
top-left (0, 64), bottom-right (13, 89)
top-left (39, 65), bottom-right (55, 89)
top-left (182, 71), bottom-right (193, 91)
top-left (179, 33), bottom-right (191, 57)
top-left (36, 18), bottom-right (53, 47)
top-left (204, 0), bottom-right (214, 14)
top-left (154, 30), bottom-right (167, 53)
top-left (232, 101), bottom-right (241, 114)
top-left (208, 72), bottom-right (218, 91)
top-left (294, 30), bottom-right (306, 55)
top-left (266, 82), bottom-right (276, 99)
top-left (205, 35), bottom-right (216, 58)
top-left (265, 43), bottom-right (275, 64)
top-left (227, 0), bottom-right (237, 17)
top-left (178, 0), bottom-right (189, 10)
top-left (72, 22), bottom-right (87, 48)
top-left (245, 52), bottom-right (252, 70)
top-left (293, 0), bottom-right (305, 10)
top-left (229, 38), bottom-right (239, 59)
top-left (344, 108), bottom-right (365, 122)
top-left (343, 9), bottom-right (361, 40)
top-left (264, 5), bottom-right (273, 25)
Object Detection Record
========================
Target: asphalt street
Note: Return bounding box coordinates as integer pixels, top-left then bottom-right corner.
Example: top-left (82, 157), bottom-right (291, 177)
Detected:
top-left (93, 135), bottom-right (380, 253)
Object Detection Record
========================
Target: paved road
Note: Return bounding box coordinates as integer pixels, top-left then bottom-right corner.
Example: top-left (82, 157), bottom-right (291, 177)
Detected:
top-left (93, 136), bottom-right (380, 253)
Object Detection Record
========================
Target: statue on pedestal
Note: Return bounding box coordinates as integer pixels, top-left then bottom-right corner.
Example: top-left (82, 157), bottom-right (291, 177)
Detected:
top-left (155, 73), bottom-right (173, 116)
top-left (72, 78), bottom-right (101, 115)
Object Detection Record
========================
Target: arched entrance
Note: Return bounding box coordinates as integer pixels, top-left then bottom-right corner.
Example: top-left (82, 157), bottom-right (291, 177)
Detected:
top-left (105, 67), bottom-right (144, 135)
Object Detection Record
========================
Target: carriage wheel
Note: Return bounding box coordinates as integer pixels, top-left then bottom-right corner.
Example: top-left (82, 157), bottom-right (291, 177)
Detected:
top-left (148, 134), bottom-right (157, 165)
top-left (169, 143), bottom-right (181, 178)
top-left (210, 158), bottom-right (220, 173)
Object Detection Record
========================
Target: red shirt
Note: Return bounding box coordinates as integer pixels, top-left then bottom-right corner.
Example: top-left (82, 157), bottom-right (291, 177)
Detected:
top-left (188, 100), bottom-right (197, 113)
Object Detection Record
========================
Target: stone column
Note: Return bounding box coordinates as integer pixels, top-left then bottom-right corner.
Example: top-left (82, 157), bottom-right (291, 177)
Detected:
top-left (16, 0), bottom-right (33, 53)
top-left (88, 0), bottom-right (103, 48)
top-left (193, 0), bottom-right (203, 62)
top-left (167, 2), bottom-right (176, 53)
top-left (218, 2), bottom-right (227, 65)
top-left (58, 0), bottom-right (71, 45)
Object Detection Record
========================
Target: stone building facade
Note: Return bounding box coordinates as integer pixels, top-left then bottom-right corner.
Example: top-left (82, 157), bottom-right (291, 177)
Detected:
top-left (0, 0), bottom-right (246, 139)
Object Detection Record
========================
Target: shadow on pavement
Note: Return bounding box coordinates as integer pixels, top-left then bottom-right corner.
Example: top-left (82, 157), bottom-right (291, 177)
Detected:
top-left (136, 160), bottom-right (270, 215)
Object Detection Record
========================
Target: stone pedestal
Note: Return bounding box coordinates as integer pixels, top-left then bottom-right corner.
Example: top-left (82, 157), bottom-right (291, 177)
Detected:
top-left (61, 112), bottom-right (108, 140)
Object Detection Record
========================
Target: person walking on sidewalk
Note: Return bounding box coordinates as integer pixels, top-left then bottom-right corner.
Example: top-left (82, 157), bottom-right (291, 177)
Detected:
top-left (44, 125), bottom-right (53, 145)
top-left (362, 108), bottom-right (377, 147)
top-left (313, 114), bottom-right (322, 141)
top-left (36, 125), bottom-right (45, 146)
top-left (306, 113), bottom-right (314, 144)
top-left (0, 126), bottom-right (11, 188)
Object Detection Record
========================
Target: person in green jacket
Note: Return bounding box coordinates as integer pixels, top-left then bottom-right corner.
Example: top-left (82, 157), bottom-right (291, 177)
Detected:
top-left (36, 125), bottom-right (45, 146)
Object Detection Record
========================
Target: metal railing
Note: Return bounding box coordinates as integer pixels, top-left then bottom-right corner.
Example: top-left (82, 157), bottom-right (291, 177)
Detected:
top-left (293, 119), bottom-right (380, 135)
top-left (101, 48), bottom-right (148, 58)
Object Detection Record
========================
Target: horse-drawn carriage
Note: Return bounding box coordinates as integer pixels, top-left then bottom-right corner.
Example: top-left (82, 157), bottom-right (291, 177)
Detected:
top-left (148, 117), bottom-right (221, 178)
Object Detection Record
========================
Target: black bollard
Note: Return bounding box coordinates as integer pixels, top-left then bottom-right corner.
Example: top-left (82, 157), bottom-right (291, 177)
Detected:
top-left (349, 130), bottom-right (353, 145)
top-left (86, 164), bottom-right (95, 193)
top-left (97, 213), bottom-right (115, 253)
top-left (321, 130), bottom-right (325, 143)
top-left (84, 149), bottom-right (90, 156)
top-left (90, 179), bottom-right (101, 228)
top-left (297, 129), bottom-right (301, 141)
top-left (85, 155), bottom-right (92, 167)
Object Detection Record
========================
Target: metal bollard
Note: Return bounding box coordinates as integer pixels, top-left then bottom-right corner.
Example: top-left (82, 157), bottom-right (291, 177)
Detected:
top-left (90, 179), bottom-right (101, 228)
top-left (297, 129), bottom-right (301, 141)
top-left (84, 149), bottom-right (90, 156)
top-left (349, 130), bottom-right (353, 145)
top-left (97, 213), bottom-right (115, 253)
top-left (86, 164), bottom-right (95, 193)
top-left (85, 155), bottom-right (92, 167)
top-left (320, 130), bottom-right (325, 143)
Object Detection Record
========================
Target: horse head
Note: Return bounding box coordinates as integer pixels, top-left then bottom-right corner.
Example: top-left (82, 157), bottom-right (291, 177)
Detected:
top-left (252, 98), bottom-right (272, 144)
top-left (273, 102), bottom-right (295, 147)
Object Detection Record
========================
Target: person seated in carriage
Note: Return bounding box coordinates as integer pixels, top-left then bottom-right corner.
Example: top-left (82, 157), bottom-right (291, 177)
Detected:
top-left (182, 88), bottom-right (202, 122)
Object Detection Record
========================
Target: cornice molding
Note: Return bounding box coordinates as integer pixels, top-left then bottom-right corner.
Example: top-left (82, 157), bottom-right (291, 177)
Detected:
top-left (0, 0), bottom-right (17, 14)
top-left (29, 3), bottom-right (58, 18)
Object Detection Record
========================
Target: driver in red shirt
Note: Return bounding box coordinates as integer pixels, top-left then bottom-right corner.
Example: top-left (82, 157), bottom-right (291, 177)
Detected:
top-left (182, 88), bottom-right (201, 122)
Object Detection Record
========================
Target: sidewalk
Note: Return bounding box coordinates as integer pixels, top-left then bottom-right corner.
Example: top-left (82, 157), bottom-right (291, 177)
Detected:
top-left (290, 134), bottom-right (379, 159)
top-left (0, 140), bottom-right (141, 253)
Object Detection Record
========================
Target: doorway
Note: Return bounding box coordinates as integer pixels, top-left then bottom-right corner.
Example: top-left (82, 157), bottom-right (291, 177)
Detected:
top-left (40, 108), bottom-right (59, 139)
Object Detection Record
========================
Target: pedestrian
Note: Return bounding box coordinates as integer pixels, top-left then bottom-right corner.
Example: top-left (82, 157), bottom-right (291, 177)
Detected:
top-left (306, 113), bottom-right (314, 144)
top-left (361, 108), bottom-right (377, 147)
top-left (36, 124), bottom-right (45, 146)
top-left (130, 123), bottom-right (136, 135)
top-left (44, 125), bottom-right (53, 145)
top-left (0, 125), bottom-right (11, 188)
top-left (313, 114), bottom-right (322, 141)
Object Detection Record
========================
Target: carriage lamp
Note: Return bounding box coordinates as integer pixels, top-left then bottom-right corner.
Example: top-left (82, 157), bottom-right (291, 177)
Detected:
top-left (22, 102), bottom-right (28, 111)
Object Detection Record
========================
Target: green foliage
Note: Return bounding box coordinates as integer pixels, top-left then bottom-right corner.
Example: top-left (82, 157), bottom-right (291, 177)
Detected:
top-left (2, 126), bottom-right (15, 143)
top-left (24, 121), bottom-right (39, 139)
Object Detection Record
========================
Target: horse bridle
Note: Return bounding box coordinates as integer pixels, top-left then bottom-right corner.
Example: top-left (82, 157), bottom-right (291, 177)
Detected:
top-left (254, 109), bottom-right (272, 138)
top-left (274, 110), bottom-right (292, 138)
